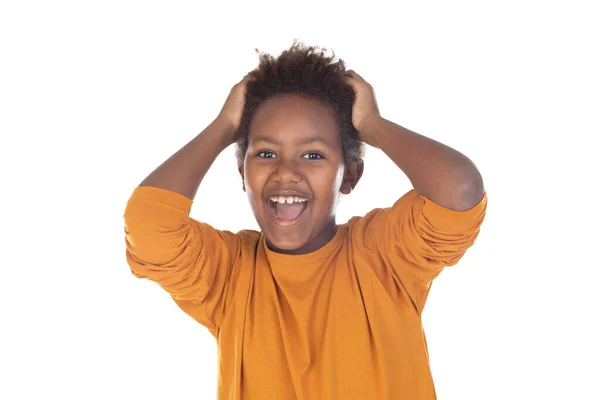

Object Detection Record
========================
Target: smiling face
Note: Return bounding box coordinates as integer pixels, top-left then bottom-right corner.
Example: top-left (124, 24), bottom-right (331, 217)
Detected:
top-left (241, 93), bottom-right (362, 254)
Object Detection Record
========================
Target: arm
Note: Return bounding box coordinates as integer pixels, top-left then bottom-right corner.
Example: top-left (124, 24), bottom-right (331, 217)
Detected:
top-left (360, 114), bottom-right (484, 211)
top-left (344, 70), bottom-right (484, 211)
top-left (344, 70), bottom-right (487, 312)
top-left (124, 75), bottom-right (253, 331)
top-left (139, 75), bottom-right (252, 199)
top-left (138, 116), bottom-right (234, 199)
top-left (348, 118), bottom-right (488, 311)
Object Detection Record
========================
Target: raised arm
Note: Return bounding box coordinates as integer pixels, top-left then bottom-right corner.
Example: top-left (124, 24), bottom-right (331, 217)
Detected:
top-left (344, 70), bottom-right (484, 211)
top-left (123, 75), bottom-right (253, 331)
top-left (344, 70), bottom-right (487, 313)
top-left (139, 75), bottom-right (252, 199)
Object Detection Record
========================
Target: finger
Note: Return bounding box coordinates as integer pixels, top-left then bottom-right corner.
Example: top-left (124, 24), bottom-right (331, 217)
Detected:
top-left (238, 74), bottom-right (253, 84)
top-left (348, 70), bottom-right (366, 82)
top-left (343, 71), bottom-right (358, 84)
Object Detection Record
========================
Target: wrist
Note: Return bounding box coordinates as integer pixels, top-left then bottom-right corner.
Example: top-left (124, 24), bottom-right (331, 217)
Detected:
top-left (359, 113), bottom-right (382, 148)
top-left (213, 116), bottom-right (237, 146)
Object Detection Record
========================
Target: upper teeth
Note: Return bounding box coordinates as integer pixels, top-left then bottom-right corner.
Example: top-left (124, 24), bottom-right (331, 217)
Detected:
top-left (270, 195), bottom-right (308, 204)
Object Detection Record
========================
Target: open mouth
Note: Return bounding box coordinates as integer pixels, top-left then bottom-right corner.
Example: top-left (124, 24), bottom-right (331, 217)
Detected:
top-left (266, 195), bottom-right (310, 226)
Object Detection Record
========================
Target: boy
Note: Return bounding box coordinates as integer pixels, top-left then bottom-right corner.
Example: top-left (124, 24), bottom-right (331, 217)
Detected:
top-left (123, 41), bottom-right (487, 399)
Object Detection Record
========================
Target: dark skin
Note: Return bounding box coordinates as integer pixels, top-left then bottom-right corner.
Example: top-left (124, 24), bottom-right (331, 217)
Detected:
top-left (342, 70), bottom-right (484, 211)
top-left (139, 70), bottom-right (484, 256)
top-left (237, 71), bottom-right (483, 255)
top-left (239, 93), bottom-right (363, 254)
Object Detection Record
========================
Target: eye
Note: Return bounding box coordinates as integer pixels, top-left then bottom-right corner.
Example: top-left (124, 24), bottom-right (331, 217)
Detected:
top-left (257, 151), bottom-right (276, 159)
top-left (302, 152), bottom-right (324, 160)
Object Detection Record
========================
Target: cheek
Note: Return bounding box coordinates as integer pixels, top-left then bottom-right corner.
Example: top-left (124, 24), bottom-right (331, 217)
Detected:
top-left (244, 165), bottom-right (267, 210)
top-left (308, 164), bottom-right (345, 199)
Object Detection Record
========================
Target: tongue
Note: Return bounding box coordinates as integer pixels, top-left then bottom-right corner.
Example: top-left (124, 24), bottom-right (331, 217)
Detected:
top-left (276, 202), bottom-right (307, 220)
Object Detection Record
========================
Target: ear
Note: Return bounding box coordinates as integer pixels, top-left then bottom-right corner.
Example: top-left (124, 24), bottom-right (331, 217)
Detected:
top-left (340, 160), bottom-right (364, 195)
top-left (238, 165), bottom-right (246, 192)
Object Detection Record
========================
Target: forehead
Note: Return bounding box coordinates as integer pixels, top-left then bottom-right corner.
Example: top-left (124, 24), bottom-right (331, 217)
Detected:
top-left (248, 93), bottom-right (340, 145)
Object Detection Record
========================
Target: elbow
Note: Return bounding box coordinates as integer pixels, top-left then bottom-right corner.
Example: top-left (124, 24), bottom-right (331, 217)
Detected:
top-left (415, 155), bottom-right (485, 211)
top-left (455, 167), bottom-right (485, 211)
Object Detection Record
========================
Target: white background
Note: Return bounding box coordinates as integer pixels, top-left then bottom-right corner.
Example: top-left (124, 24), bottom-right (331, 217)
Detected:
top-left (1, 1), bottom-right (598, 399)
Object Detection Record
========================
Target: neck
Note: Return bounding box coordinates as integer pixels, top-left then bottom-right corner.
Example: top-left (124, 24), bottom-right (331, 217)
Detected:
top-left (267, 221), bottom-right (338, 255)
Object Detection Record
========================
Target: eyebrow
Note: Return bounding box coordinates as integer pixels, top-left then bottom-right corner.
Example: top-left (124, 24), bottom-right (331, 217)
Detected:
top-left (251, 136), bottom-right (329, 146)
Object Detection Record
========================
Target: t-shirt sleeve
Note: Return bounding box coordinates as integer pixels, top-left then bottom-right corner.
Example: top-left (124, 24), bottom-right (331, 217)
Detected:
top-left (123, 185), bottom-right (241, 332)
top-left (351, 188), bottom-right (488, 312)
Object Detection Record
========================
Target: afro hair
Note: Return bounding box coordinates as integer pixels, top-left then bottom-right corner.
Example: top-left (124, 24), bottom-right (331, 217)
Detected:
top-left (235, 39), bottom-right (364, 168)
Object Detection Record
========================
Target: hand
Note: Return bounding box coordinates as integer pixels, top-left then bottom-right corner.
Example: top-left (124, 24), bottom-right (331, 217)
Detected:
top-left (216, 74), bottom-right (253, 142)
top-left (343, 70), bottom-right (381, 146)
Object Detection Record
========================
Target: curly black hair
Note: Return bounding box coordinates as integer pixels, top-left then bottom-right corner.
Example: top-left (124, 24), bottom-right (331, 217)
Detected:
top-left (235, 39), bottom-right (364, 168)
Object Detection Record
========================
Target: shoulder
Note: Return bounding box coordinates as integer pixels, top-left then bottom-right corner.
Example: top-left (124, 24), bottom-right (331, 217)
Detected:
top-left (345, 189), bottom-right (421, 225)
top-left (231, 229), bottom-right (261, 254)
top-left (346, 208), bottom-right (384, 227)
top-left (236, 229), bottom-right (261, 242)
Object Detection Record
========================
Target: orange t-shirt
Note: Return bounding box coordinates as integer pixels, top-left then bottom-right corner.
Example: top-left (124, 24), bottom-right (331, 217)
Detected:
top-left (124, 186), bottom-right (487, 399)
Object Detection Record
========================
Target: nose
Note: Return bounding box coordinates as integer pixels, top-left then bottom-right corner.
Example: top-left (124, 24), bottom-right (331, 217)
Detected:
top-left (273, 158), bottom-right (302, 184)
